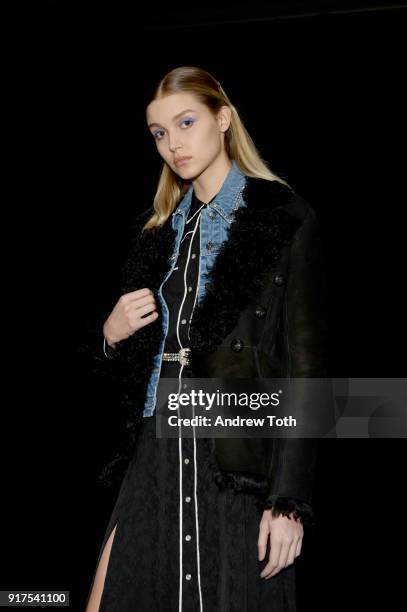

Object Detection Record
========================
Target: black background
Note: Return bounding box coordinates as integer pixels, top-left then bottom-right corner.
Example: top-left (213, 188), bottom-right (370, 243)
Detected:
top-left (2, 1), bottom-right (406, 610)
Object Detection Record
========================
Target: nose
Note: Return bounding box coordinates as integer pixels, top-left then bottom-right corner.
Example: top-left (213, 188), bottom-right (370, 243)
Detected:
top-left (167, 131), bottom-right (182, 153)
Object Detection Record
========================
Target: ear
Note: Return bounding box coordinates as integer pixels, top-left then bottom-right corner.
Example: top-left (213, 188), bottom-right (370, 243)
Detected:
top-left (217, 105), bottom-right (232, 133)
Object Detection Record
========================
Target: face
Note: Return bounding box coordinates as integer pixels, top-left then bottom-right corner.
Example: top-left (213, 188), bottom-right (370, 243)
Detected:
top-left (146, 92), bottom-right (231, 179)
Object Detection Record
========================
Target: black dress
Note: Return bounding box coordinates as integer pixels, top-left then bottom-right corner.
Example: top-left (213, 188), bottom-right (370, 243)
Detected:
top-left (87, 191), bottom-right (297, 612)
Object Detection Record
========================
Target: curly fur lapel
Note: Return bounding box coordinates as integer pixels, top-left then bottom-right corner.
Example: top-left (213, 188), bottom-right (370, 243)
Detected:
top-left (98, 176), bottom-right (302, 486)
top-left (188, 177), bottom-right (302, 353)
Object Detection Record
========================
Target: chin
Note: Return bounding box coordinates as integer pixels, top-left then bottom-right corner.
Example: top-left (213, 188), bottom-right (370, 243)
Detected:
top-left (175, 164), bottom-right (201, 181)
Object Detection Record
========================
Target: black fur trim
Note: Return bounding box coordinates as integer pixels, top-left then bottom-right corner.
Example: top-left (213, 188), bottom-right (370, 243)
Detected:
top-left (97, 216), bottom-right (177, 487)
top-left (203, 440), bottom-right (315, 528)
top-left (204, 442), bottom-right (270, 496)
top-left (263, 495), bottom-right (316, 529)
top-left (188, 178), bottom-right (302, 355)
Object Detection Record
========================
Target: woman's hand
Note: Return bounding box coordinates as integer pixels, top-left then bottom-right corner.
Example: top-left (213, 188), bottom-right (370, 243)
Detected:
top-left (103, 288), bottom-right (159, 348)
top-left (258, 509), bottom-right (304, 579)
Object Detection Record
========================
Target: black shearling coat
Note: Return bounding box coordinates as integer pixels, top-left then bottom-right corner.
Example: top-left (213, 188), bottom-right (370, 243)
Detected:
top-left (85, 176), bottom-right (331, 527)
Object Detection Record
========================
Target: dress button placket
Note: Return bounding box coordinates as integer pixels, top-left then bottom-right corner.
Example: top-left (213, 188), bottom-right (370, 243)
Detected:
top-left (174, 196), bottom-right (206, 611)
top-left (182, 437), bottom-right (197, 605)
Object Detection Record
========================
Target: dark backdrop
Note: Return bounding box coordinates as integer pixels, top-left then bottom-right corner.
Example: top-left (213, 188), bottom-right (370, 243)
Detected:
top-left (2, 2), bottom-right (406, 610)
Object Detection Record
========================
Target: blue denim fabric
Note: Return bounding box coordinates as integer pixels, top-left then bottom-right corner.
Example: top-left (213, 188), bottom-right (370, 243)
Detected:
top-left (142, 159), bottom-right (248, 417)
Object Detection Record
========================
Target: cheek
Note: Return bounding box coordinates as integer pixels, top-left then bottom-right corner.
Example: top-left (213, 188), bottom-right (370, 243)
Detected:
top-left (206, 124), bottom-right (222, 145)
top-left (156, 141), bottom-right (169, 157)
top-left (193, 126), bottom-right (218, 149)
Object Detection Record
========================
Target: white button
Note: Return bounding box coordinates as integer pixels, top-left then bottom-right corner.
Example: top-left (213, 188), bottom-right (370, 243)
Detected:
top-left (185, 496), bottom-right (191, 502)
top-left (185, 574), bottom-right (192, 580)
top-left (184, 458), bottom-right (190, 464)
top-left (181, 319), bottom-right (187, 324)
top-left (188, 286), bottom-right (193, 292)
top-left (191, 253), bottom-right (196, 259)
top-left (185, 534), bottom-right (191, 541)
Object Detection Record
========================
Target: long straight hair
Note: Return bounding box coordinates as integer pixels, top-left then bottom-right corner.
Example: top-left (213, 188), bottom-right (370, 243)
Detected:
top-left (143, 66), bottom-right (290, 232)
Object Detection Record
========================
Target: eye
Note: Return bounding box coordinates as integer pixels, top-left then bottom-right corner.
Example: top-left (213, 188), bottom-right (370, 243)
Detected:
top-left (152, 129), bottom-right (164, 140)
top-left (152, 117), bottom-right (195, 140)
top-left (181, 118), bottom-right (194, 128)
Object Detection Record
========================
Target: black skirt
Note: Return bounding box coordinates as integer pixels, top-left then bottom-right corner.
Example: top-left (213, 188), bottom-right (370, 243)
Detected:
top-left (88, 394), bottom-right (297, 612)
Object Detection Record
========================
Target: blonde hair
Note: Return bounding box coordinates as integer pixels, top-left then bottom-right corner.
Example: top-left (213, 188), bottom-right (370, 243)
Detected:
top-left (142, 66), bottom-right (290, 232)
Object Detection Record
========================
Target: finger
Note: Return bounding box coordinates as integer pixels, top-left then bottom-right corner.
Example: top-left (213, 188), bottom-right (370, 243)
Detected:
top-left (270, 537), bottom-right (283, 570)
top-left (133, 295), bottom-right (157, 310)
top-left (265, 567), bottom-right (282, 579)
top-left (257, 524), bottom-right (269, 562)
top-left (123, 292), bottom-right (156, 307)
top-left (295, 537), bottom-right (302, 558)
top-left (260, 537), bottom-right (282, 578)
top-left (127, 288), bottom-right (154, 300)
top-left (133, 311), bottom-right (159, 331)
top-left (286, 538), bottom-right (299, 567)
top-left (134, 287), bottom-right (153, 297)
top-left (263, 540), bottom-right (290, 579)
top-left (278, 540), bottom-right (292, 569)
top-left (136, 303), bottom-right (158, 319)
top-left (266, 536), bottom-right (301, 580)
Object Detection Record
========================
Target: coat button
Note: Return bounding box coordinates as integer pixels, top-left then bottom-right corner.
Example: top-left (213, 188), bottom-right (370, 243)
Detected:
top-left (273, 273), bottom-right (286, 286)
top-left (208, 210), bottom-right (217, 219)
top-left (255, 305), bottom-right (266, 319)
top-left (206, 241), bottom-right (215, 251)
top-left (205, 281), bottom-right (214, 291)
top-left (230, 338), bottom-right (244, 352)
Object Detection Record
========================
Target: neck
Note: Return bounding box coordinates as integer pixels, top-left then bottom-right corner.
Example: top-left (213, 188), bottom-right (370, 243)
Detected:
top-left (191, 154), bottom-right (232, 204)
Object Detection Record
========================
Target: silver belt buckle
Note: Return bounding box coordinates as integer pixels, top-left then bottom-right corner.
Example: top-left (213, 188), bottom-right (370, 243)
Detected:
top-left (179, 347), bottom-right (191, 366)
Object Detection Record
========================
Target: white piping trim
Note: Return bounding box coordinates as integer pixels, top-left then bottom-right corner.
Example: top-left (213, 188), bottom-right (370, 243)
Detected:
top-left (178, 369), bottom-right (183, 612)
top-left (193, 398), bottom-right (204, 612)
top-left (185, 202), bottom-right (206, 225)
top-left (176, 205), bottom-right (205, 612)
top-left (180, 229), bottom-right (194, 244)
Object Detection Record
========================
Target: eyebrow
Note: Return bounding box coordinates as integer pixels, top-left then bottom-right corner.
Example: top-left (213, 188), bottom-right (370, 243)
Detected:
top-left (148, 108), bottom-right (196, 129)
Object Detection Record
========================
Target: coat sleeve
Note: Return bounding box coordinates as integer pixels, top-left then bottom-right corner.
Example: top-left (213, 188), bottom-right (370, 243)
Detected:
top-left (77, 303), bottom-right (124, 384)
top-left (77, 208), bottom-right (152, 379)
top-left (264, 205), bottom-right (331, 529)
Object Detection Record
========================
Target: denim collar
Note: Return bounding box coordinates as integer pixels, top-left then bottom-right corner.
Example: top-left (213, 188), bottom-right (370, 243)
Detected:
top-left (173, 159), bottom-right (247, 223)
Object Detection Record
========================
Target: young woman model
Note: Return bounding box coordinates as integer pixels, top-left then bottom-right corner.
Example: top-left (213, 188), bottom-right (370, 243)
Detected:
top-left (85, 65), bottom-right (328, 612)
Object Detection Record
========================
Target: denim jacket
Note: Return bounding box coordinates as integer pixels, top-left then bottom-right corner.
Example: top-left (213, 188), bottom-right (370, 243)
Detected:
top-left (142, 159), bottom-right (247, 416)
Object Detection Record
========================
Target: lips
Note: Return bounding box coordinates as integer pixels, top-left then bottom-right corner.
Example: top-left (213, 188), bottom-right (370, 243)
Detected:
top-left (174, 156), bottom-right (192, 167)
